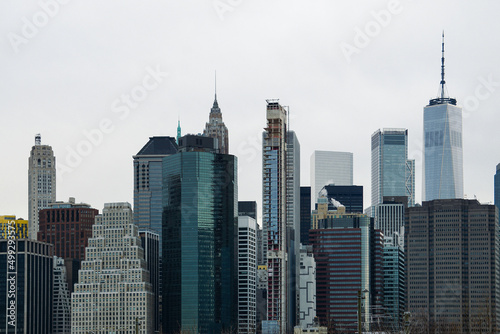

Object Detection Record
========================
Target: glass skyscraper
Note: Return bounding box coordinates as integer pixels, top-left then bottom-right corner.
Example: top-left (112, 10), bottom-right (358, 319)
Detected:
top-left (423, 36), bottom-right (463, 201)
top-left (371, 128), bottom-right (415, 207)
top-left (162, 135), bottom-right (237, 334)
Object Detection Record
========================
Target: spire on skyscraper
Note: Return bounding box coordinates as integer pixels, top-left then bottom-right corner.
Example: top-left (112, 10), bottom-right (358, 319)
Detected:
top-left (177, 118), bottom-right (182, 144)
top-left (212, 71), bottom-right (219, 111)
top-left (429, 32), bottom-right (456, 106)
top-left (440, 31), bottom-right (446, 100)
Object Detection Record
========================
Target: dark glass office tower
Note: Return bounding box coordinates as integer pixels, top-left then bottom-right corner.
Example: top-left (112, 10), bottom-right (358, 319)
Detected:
top-left (238, 201), bottom-right (257, 220)
top-left (162, 135), bottom-right (237, 334)
top-left (321, 184), bottom-right (363, 213)
top-left (0, 239), bottom-right (54, 333)
top-left (140, 229), bottom-right (160, 333)
top-left (133, 136), bottom-right (178, 236)
top-left (300, 186), bottom-right (311, 245)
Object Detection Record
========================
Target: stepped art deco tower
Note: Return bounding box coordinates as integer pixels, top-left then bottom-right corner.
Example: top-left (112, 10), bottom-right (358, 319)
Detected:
top-left (71, 203), bottom-right (154, 333)
top-left (423, 33), bottom-right (463, 201)
top-left (203, 82), bottom-right (229, 154)
top-left (28, 134), bottom-right (56, 239)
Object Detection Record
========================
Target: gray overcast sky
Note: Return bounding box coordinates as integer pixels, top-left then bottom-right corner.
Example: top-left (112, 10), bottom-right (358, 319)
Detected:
top-left (1, 1), bottom-right (499, 225)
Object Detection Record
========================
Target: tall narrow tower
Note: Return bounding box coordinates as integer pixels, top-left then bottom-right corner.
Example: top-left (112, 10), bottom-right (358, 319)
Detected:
top-left (203, 79), bottom-right (229, 154)
top-left (423, 33), bottom-right (463, 201)
top-left (28, 134), bottom-right (56, 240)
top-left (262, 100), bottom-right (288, 333)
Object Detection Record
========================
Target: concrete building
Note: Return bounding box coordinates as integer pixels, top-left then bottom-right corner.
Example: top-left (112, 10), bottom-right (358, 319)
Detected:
top-left (71, 202), bottom-right (154, 333)
top-left (203, 91), bottom-right (229, 154)
top-left (371, 128), bottom-right (415, 207)
top-left (495, 163), bottom-right (500, 212)
top-left (310, 151), bottom-right (353, 205)
top-left (53, 256), bottom-right (71, 334)
top-left (28, 134), bottom-right (56, 239)
top-left (0, 215), bottom-right (28, 239)
top-left (310, 197), bottom-right (384, 332)
top-left (0, 239), bottom-right (54, 333)
top-left (37, 197), bottom-right (99, 292)
top-left (423, 35), bottom-right (463, 201)
top-left (257, 265), bottom-right (268, 333)
top-left (405, 199), bottom-right (500, 332)
top-left (298, 245), bottom-right (316, 329)
top-left (262, 100), bottom-right (288, 333)
top-left (162, 135), bottom-right (237, 333)
top-left (238, 216), bottom-right (257, 333)
top-left (373, 196), bottom-right (407, 244)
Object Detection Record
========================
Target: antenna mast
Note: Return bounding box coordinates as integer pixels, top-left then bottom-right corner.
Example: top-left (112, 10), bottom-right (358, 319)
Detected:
top-left (440, 31), bottom-right (446, 100)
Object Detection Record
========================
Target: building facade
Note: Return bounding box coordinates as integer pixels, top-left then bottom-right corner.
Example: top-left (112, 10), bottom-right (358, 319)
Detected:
top-left (298, 245), bottom-right (316, 329)
top-left (310, 198), bottom-right (384, 332)
top-left (405, 199), bottom-right (500, 332)
top-left (371, 128), bottom-right (415, 207)
top-left (133, 136), bottom-right (178, 236)
top-left (28, 134), bottom-right (56, 240)
top-left (262, 100), bottom-right (288, 333)
top-left (203, 93), bottom-right (229, 154)
top-left (320, 184), bottom-right (363, 214)
top-left (383, 236), bottom-right (405, 331)
top-left (71, 202), bottom-right (154, 333)
top-left (37, 197), bottom-right (98, 292)
top-left (0, 239), bottom-right (54, 333)
top-left (139, 229), bottom-right (160, 333)
top-left (372, 196), bottom-right (407, 244)
top-left (0, 215), bottom-right (28, 239)
top-left (53, 256), bottom-right (71, 334)
top-left (300, 187), bottom-right (311, 245)
top-left (162, 135), bottom-right (237, 333)
top-left (238, 216), bottom-right (257, 333)
top-left (495, 163), bottom-right (500, 212)
top-left (423, 37), bottom-right (463, 201)
top-left (239, 201), bottom-right (257, 220)
top-left (310, 151), bottom-right (353, 205)
top-left (286, 131), bottom-right (301, 329)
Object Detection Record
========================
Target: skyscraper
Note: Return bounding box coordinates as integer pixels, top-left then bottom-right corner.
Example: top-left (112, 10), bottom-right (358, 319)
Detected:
top-left (238, 216), bottom-right (257, 333)
top-left (203, 90), bottom-right (229, 154)
top-left (310, 150), bottom-right (353, 206)
top-left (309, 197), bottom-right (384, 332)
top-left (140, 229), bottom-right (161, 333)
top-left (133, 136), bottom-right (178, 236)
top-left (53, 256), bottom-right (71, 334)
top-left (28, 134), bottom-right (56, 240)
top-left (71, 202), bottom-right (154, 333)
top-left (0, 239), bottom-right (54, 333)
top-left (371, 128), bottom-right (415, 207)
top-left (286, 130), bottom-right (300, 329)
top-left (423, 34), bottom-right (463, 201)
top-left (162, 135), bottom-right (237, 333)
top-left (320, 184), bottom-right (364, 213)
top-left (300, 187), bottom-right (311, 245)
top-left (382, 236), bottom-right (405, 331)
top-left (0, 215), bottom-right (28, 239)
top-left (38, 197), bottom-right (99, 292)
top-left (405, 199), bottom-right (500, 331)
top-left (495, 163), bottom-right (500, 212)
top-left (262, 100), bottom-right (288, 333)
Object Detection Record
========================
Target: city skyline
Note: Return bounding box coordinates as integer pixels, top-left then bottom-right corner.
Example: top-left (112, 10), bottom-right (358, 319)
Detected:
top-left (2, 2), bottom-right (500, 224)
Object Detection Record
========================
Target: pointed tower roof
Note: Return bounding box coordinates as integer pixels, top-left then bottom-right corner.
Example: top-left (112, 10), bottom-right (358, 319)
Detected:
top-left (211, 71), bottom-right (220, 112)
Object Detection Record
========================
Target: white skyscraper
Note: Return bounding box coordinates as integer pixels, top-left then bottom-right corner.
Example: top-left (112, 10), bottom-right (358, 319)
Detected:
top-left (28, 134), bottom-right (56, 239)
top-left (423, 34), bottom-right (463, 201)
top-left (298, 245), bottom-right (316, 329)
top-left (238, 216), bottom-right (257, 334)
top-left (71, 202), bottom-right (153, 333)
top-left (310, 151), bottom-right (353, 205)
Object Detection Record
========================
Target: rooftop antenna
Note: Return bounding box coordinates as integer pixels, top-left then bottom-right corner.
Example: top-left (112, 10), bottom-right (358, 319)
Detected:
top-left (440, 31), bottom-right (446, 100)
top-left (215, 70), bottom-right (217, 100)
